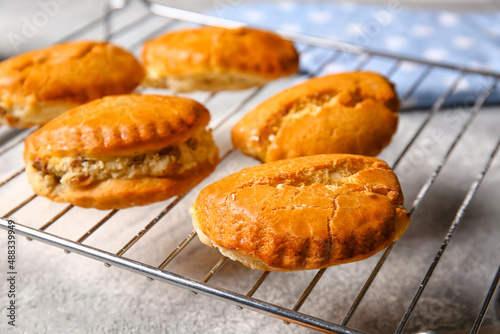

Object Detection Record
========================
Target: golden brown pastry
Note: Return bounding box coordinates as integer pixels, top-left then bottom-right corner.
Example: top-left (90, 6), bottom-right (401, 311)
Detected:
top-left (141, 26), bottom-right (299, 92)
top-left (24, 95), bottom-right (219, 210)
top-left (191, 154), bottom-right (410, 271)
top-left (0, 41), bottom-right (144, 128)
top-left (231, 71), bottom-right (400, 162)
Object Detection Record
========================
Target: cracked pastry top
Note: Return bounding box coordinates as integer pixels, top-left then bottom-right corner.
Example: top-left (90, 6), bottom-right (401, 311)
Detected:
top-left (190, 154), bottom-right (410, 271)
top-left (0, 40), bottom-right (144, 128)
top-left (231, 71), bottom-right (400, 162)
top-left (141, 26), bottom-right (299, 92)
top-left (24, 94), bottom-right (219, 210)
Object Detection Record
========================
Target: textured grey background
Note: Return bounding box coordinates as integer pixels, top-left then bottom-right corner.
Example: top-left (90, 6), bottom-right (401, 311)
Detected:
top-left (0, 1), bottom-right (499, 334)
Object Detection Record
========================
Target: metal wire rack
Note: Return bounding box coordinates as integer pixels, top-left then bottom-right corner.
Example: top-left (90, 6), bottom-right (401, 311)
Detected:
top-left (1, 1), bottom-right (500, 333)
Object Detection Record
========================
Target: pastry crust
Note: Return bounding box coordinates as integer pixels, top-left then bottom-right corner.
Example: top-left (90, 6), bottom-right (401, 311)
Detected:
top-left (24, 94), bottom-right (219, 210)
top-left (141, 26), bottom-right (299, 92)
top-left (24, 94), bottom-right (210, 158)
top-left (231, 71), bottom-right (400, 162)
top-left (25, 160), bottom-right (218, 210)
top-left (0, 40), bottom-right (144, 128)
top-left (190, 154), bottom-right (410, 271)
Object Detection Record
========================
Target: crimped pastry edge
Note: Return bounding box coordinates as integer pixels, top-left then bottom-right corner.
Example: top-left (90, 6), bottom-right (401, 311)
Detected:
top-left (23, 94), bottom-right (212, 158)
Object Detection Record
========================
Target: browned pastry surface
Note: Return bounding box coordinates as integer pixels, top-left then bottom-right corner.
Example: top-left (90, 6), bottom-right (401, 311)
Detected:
top-left (0, 40), bottom-right (144, 128)
top-left (231, 71), bottom-right (400, 162)
top-left (24, 94), bottom-right (210, 158)
top-left (191, 154), bottom-right (410, 271)
top-left (141, 26), bottom-right (299, 92)
top-left (24, 94), bottom-right (219, 209)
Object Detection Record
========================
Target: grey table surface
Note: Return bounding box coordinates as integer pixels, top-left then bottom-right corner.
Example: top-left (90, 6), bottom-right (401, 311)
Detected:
top-left (0, 1), bottom-right (499, 334)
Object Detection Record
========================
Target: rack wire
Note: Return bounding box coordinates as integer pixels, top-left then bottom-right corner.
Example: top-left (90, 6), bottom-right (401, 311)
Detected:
top-left (1, 1), bottom-right (500, 333)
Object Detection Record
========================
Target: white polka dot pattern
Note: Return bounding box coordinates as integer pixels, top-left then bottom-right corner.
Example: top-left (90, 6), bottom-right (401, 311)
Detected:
top-left (207, 2), bottom-right (500, 108)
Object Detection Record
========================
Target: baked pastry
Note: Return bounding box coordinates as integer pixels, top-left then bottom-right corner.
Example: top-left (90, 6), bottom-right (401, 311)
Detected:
top-left (191, 154), bottom-right (410, 271)
top-left (0, 41), bottom-right (144, 128)
top-left (141, 26), bottom-right (299, 92)
top-left (24, 94), bottom-right (219, 210)
top-left (231, 71), bottom-right (400, 162)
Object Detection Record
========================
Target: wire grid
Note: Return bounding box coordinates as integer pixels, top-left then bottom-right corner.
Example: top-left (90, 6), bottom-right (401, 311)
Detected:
top-left (1, 1), bottom-right (500, 333)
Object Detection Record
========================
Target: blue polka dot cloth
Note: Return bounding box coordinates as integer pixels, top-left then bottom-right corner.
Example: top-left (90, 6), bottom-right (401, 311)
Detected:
top-left (210, 2), bottom-right (500, 109)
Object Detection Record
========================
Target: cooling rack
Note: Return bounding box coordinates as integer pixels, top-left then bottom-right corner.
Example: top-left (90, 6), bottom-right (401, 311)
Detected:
top-left (1, 1), bottom-right (500, 333)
